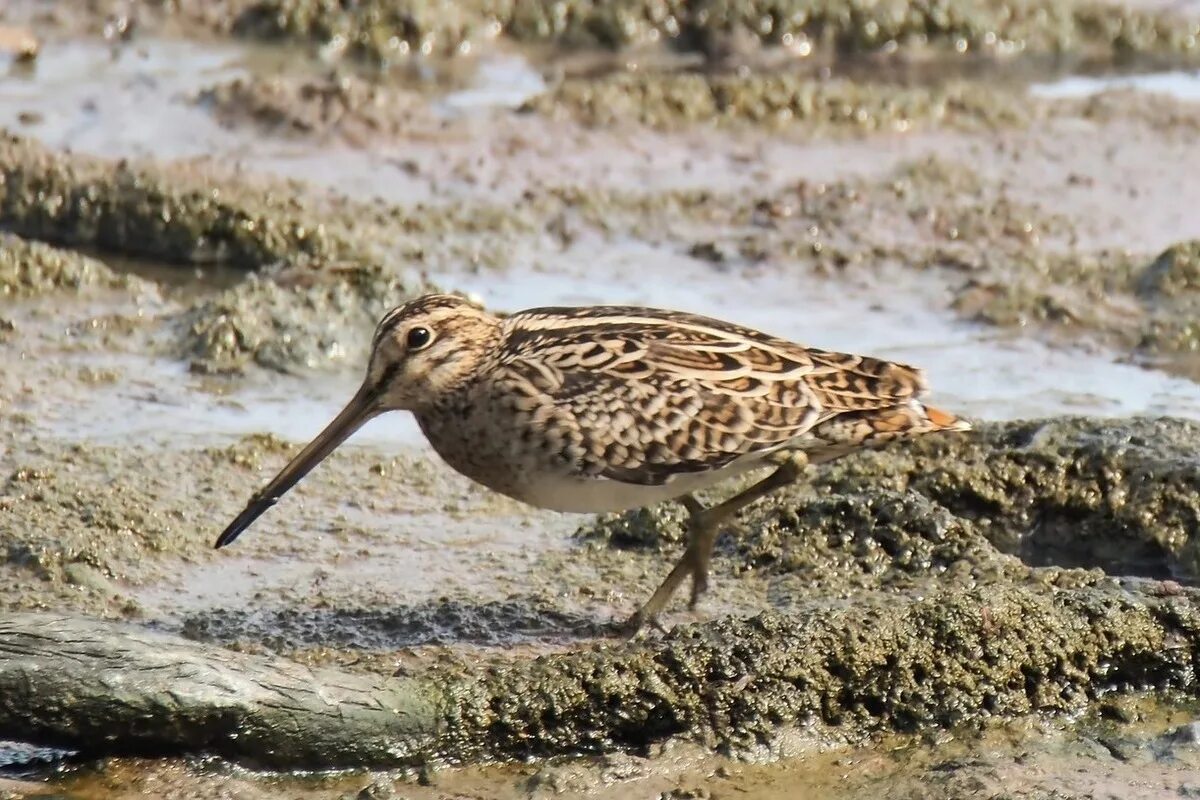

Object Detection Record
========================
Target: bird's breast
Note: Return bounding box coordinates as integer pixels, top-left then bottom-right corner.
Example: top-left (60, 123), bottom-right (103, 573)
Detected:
top-left (413, 406), bottom-right (764, 513)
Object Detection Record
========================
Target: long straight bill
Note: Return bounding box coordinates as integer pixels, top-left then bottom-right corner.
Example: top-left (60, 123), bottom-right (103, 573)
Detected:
top-left (213, 384), bottom-right (379, 548)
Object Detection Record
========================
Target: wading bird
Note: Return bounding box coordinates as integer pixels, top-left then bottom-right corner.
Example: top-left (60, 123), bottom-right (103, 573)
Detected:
top-left (215, 294), bottom-right (969, 633)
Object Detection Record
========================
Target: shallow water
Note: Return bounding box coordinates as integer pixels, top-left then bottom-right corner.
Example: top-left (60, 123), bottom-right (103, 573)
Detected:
top-left (30, 247), bottom-right (1200, 452)
top-left (436, 51), bottom-right (547, 113)
top-left (0, 38), bottom-right (254, 159)
top-left (1030, 69), bottom-right (1200, 100)
top-left (0, 36), bottom-right (933, 204)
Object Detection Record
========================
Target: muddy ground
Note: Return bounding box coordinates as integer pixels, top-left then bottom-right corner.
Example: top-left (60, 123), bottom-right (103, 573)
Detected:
top-left (3, 0), bottom-right (1200, 797)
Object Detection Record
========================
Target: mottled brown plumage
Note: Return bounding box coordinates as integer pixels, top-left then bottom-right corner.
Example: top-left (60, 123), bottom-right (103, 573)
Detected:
top-left (216, 294), bottom-right (970, 633)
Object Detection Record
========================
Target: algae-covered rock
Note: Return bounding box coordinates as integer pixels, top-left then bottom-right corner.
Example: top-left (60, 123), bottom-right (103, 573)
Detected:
top-left (7, 411), bottom-right (1200, 760)
top-left (529, 72), bottom-right (1030, 132)
top-left (184, 262), bottom-right (424, 373)
top-left (733, 489), bottom-right (1024, 593)
top-left (1138, 240), bottom-right (1200, 298)
top-left (583, 417), bottom-right (1200, 587)
top-left (461, 414), bottom-right (1200, 759)
top-left (440, 580), bottom-right (1200, 760)
top-left (790, 417), bottom-right (1200, 582)
top-left (0, 131), bottom-right (362, 270)
top-left (185, 0), bottom-right (1200, 62)
top-left (231, 0), bottom-right (492, 59)
top-left (0, 233), bottom-right (138, 298)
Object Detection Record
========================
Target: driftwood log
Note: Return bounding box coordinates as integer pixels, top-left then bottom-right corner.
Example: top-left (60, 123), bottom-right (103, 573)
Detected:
top-left (0, 614), bottom-right (441, 768)
top-left (2, 579), bottom-right (1200, 769)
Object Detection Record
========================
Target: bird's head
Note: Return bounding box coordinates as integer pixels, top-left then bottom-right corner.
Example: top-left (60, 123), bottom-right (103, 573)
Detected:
top-left (213, 293), bottom-right (502, 548)
top-left (365, 293), bottom-right (503, 413)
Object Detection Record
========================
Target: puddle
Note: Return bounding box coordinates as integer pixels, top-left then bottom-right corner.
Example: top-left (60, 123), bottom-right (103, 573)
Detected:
top-left (17, 238), bottom-right (1200, 454)
top-left (0, 38), bottom-right (259, 159)
top-left (29, 352), bottom-right (422, 449)
top-left (0, 742), bottom-right (71, 770)
top-left (0, 36), bottom-right (445, 202)
top-left (0, 36), bottom-right (915, 208)
top-left (1030, 69), bottom-right (1200, 100)
top-left (436, 53), bottom-right (546, 114)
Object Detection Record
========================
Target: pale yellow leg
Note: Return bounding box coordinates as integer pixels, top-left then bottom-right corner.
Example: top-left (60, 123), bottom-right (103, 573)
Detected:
top-left (620, 452), bottom-right (809, 636)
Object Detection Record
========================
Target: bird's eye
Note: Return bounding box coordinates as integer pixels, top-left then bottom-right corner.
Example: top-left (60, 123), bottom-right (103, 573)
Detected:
top-left (406, 326), bottom-right (433, 350)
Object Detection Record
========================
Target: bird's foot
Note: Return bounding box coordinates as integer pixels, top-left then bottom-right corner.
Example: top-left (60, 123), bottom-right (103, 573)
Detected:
top-left (613, 607), bottom-right (670, 639)
top-left (616, 543), bottom-right (710, 638)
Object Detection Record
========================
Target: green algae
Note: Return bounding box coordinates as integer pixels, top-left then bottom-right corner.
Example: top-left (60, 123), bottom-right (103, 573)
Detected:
top-left (197, 73), bottom-right (427, 138)
top-left (680, 0), bottom-right (1200, 56)
top-left (455, 415), bottom-right (1200, 760)
top-left (230, 0), bottom-right (495, 59)
top-left (0, 131), bottom-right (362, 270)
top-left (175, 0), bottom-right (1200, 62)
top-left (1139, 240), bottom-right (1200, 298)
top-left (527, 72), bottom-right (1030, 131)
top-left (731, 489), bottom-right (1025, 593)
top-left (438, 581), bottom-right (1200, 761)
top-left (811, 417), bottom-right (1200, 581)
top-left (0, 233), bottom-right (137, 298)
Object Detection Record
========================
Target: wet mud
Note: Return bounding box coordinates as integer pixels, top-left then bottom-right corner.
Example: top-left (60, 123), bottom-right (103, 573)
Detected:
top-left (4, 0), bottom-right (1200, 796)
top-left (122, 0), bottom-right (1200, 62)
top-left (526, 71), bottom-right (1034, 131)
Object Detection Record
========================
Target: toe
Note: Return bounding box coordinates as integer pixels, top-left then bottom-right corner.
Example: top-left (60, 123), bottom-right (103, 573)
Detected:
top-left (616, 609), bottom-right (651, 639)
top-left (615, 608), bottom-right (670, 638)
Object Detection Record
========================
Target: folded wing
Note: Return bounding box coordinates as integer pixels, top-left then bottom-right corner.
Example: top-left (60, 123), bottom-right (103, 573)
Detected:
top-left (493, 307), bottom-right (959, 487)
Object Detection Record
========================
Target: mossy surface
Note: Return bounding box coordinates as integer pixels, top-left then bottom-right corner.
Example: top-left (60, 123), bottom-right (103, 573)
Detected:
top-left (439, 581), bottom-right (1200, 760)
top-left (0, 233), bottom-right (137, 298)
top-left (0, 131), bottom-right (362, 270)
top-left (527, 73), bottom-right (1032, 131)
top-left (166, 0), bottom-right (1200, 62)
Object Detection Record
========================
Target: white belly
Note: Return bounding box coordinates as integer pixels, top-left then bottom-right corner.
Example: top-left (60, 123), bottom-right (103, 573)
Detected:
top-left (417, 407), bottom-right (776, 514)
top-left (502, 457), bottom-right (771, 513)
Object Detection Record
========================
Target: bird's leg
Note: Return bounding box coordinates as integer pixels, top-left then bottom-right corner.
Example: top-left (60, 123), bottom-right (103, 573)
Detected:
top-left (685, 452), bottom-right (810, 608)
top-left (621, 452), bottom-right (809, 636)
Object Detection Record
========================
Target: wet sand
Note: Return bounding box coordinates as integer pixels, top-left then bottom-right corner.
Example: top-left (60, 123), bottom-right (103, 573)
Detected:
top-left (4, 0), bottom-right (1200, 797)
